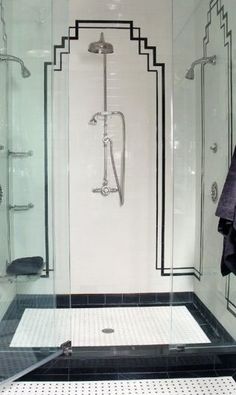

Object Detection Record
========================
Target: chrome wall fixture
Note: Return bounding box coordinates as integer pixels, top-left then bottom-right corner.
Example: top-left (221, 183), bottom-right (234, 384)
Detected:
top-left (9, 203), bottom-right (34, 211)
top-left (185, 55), bottom-right (216, 80)
top-left (8, 150), bottom-right (33, 158)
top-left (88, 32), bottom-right (126, 206)
top-left (0, 54), bottom-right (31, 78)
top-left (210, 143), bottom-right (218, 153)
top-left (211, 182), bottom-right (218, 203)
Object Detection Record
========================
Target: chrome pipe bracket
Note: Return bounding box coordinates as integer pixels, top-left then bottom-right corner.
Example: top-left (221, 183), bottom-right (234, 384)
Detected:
top-left (9, 203), bottom-right (34, 211)
top-left (8, 150), bottom-right (33, 158)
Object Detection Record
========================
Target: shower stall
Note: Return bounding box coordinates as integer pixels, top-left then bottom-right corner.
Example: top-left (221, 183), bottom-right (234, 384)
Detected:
top-left (0, 0), bottom-right (236, 386)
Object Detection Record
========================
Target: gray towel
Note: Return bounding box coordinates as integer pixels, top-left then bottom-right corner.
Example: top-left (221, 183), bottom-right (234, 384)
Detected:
top-left (216, 146), bottom-right (236, 276)
top-left (6, 256), bottom-right (44, 276)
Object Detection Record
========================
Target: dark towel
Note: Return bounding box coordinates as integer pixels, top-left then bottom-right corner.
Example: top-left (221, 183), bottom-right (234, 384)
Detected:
top-left (6, 256), bottom-right (44, 276)
top-left (216, 147), bottom-right (236, 276)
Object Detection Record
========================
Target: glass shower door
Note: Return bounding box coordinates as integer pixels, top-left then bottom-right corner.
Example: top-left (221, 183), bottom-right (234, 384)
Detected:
top-left (170, 0), bottom-right (236, 352)
top-left (0, 0), bottom-right (70, 386)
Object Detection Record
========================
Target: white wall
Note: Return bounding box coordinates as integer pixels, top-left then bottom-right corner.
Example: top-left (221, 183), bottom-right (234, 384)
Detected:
top-left (52, 0), bottom-right (193, 294)
top-left (70, 28), bottom-right (158, 293)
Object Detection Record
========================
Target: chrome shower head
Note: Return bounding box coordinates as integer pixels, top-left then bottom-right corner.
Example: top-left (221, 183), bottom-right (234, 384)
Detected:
top-left (0, 54), bottom-right (31, 78)
top-left (185, 67), bottom-right (195, 80)
top-left (21, 65), bottom-right (31, 78)
top-left (185, 55), bottom-right (216, 80)
top-left (88, 32), bottom-right (114, 55)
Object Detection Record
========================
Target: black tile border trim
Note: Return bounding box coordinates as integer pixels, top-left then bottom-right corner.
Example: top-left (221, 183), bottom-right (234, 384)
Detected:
top-left (56, 292), bottom-right (192, 308)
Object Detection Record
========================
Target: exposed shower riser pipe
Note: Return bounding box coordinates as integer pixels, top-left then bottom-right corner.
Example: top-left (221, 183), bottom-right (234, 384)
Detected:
top-left (103, 53), bottom-right (108, 185)
top-left (103, 53), bottom-right (107, 112)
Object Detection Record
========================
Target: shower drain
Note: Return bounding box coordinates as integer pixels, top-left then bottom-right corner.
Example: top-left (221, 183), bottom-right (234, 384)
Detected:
top-left (102, 328), bottom-right (115, 334)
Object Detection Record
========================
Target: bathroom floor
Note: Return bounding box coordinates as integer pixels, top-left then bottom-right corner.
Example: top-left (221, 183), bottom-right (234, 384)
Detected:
top-left (1, 377), bottom-right (236, 395)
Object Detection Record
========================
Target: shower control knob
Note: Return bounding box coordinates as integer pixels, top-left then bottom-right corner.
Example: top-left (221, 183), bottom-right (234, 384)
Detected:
top-left (211, 182), bottom-right (218, 203)
top-left (101, 186), bottom-right (110, 196)
top-left (103, 136), bottom-right (110, 145)
top-left (210, 143), bottom-right (217, 153)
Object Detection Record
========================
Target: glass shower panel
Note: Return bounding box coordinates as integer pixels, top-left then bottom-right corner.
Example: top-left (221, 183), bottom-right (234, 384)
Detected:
top-left (171, 0), bottom-right (236, 350)
top-left (0, 0), bottom-right (70, 385)
top-left (0, 0), bottom-right (17, 351)
top-left (0, 56), bottom-right (10, 279)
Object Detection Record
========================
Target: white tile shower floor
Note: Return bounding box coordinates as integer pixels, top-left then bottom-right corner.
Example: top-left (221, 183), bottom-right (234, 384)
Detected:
top-left (10, 306), bottom-right (210, 347)
top-left (1, 378), bottom-right (236, 395)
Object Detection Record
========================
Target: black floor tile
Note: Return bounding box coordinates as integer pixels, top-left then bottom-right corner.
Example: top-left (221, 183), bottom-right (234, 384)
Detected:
top-left (117, 372), bottom-right (169, 380)
top-left (71, 295), bottom-right (88, 306)
top-left (215, 369), bottom-right (236, 377)
top-left (123, 294), bottom-right (140, 304)
top-left (18, 374), bottom-right (69, 381)
top-left (88, 295), bottom-right (105, 305)
top-left (105, 294), bottom-right (123, 305)
top-left (217, 354), bottom-right (236, 369)
top-left (167, 355), bottom-right (215, 372)
top-left (139, 294), bottom-right (157, 304)
top-left (167, 370), bottom-right (218, 379)
top-left (69, 373), bottom-right (119, 381)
